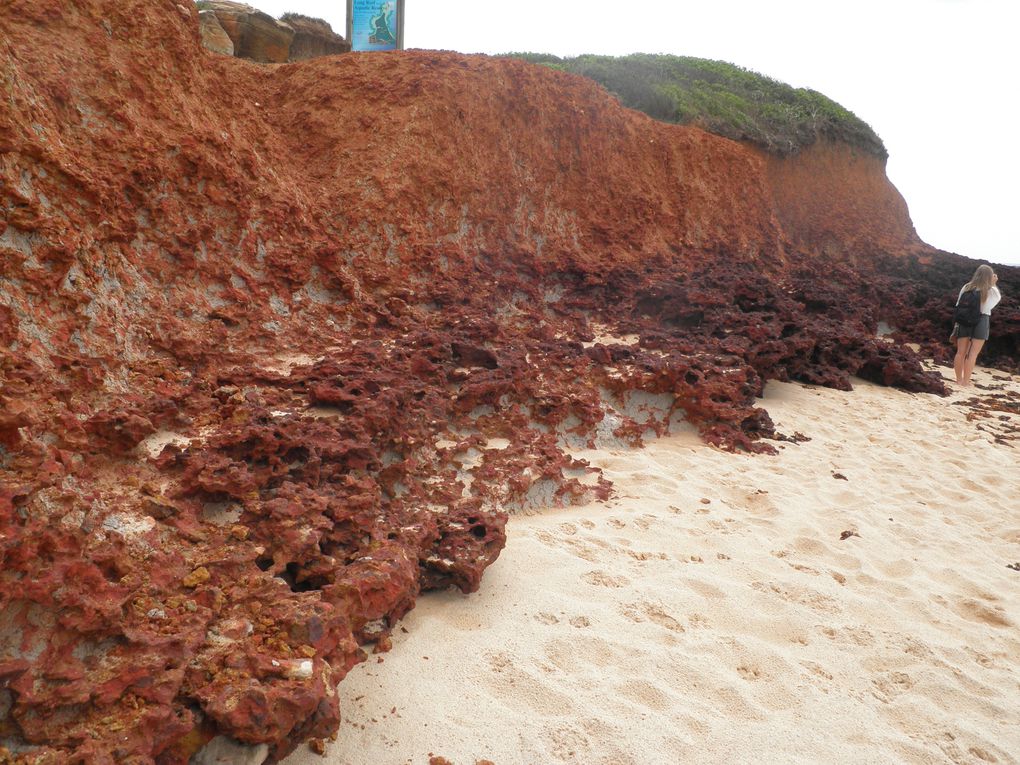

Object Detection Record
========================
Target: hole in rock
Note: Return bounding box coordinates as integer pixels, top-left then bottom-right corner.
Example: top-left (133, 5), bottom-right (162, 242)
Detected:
top-left (284, 447), bottom-right (310, 463)
top-left (207, 312), bottom-right (239, 327)
top-left (255, 556), bottom-right (273, 572)
top-left (283, 561), bottom-right (327, 593)
top-left (470, 525), bottom-right (488, 539)
top-left (95, 559), bottom-right (125, 583)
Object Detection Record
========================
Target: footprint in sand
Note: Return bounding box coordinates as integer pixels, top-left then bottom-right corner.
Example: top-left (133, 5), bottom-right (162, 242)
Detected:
top-left (620, 601), bottom-right (686, 633)
top-left (683, 578), bottom-right (727, 600)
top-left (581, 570), bottom-right (629, 588)
top-left (792, 536), bottom-right (829, 556)
top-left (788, 562), bottom-right (822, 576)
top-left (737, 490), bottom-right (779, 518)
top-left (967, 746), bottom-right (1000, 764)
top-left (877, 559), bottom-right (915, 578)
top-left (953, 598), bottom-right (1012, 628)
top-left (625, 548), bottom-right (669, 563)
top-left (688, 612), bottom-right (710, 629)
top-left (964, 648), bottom-right (995, 668)
top-left (480, 651), bottom-right (575, 716)
top-left (800, 660), bottom-right (833, 683)
top-left (870, 670), bottom-right (915, 702)
top-left (543, 718), bottom-right (639, 763)
top-left (615, 679), bottom-right (672, 712)
top-left (818, 625), bottom-right (876, 646)
top-left (633, 515), bottom-right (653, 530)
top-left (543, 634), bottom-right (626, 672)
top-left (707, 518), bottom-right (739, 534)
top-left (736, 663), bottom-right (765, 681)
top-left (752, 580), bottom-right (841, 614)
top-left (561, 537), bottom-right (604, 562)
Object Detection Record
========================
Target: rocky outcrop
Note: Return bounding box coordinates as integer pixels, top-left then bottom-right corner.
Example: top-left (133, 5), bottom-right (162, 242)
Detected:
top-left (760, 139), bottom-right (922, 260)
top-left (0, 0), bottom-right (1015, 762)
top-left (196, 3), bottom-right (351, 63)
top-left (198, 0), bottom-right (294, 63)
top-left (282, 13), bottom-right (351, 61)
top-left (198, 9), bottom-right (234, 57)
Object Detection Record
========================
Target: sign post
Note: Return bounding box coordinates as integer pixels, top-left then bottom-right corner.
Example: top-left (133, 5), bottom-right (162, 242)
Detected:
top-left (346, 0), bottom-right (406, 52)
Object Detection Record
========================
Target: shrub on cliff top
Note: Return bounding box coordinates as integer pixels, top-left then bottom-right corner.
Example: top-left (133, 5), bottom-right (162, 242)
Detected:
top-left (503, 52), bottom-right (885, 158)
top-left (279, 11), bottom-right (335, 32)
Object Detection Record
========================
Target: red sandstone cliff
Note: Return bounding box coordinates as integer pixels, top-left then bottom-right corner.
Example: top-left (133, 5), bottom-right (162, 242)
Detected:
top-left (0, 0), bottom-right (1014, 762)
top-left (759, 140), bottom-right (922, 260)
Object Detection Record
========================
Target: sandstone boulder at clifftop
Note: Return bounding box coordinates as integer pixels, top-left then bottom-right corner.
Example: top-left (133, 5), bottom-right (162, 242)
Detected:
top-left (198, 9), bottom-right (234, 56)
top-left (197, 0), bottom-right (293, 63)
top-left (282, 12), bottom-right (351, 60)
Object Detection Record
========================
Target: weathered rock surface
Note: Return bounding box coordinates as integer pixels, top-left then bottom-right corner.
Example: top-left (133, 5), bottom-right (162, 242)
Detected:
top-left (199, 10), bottom-right (235, 57)
top-left (0, 0), bottom-right (1016, 763)
top-left (760, 139), bottom-right (921, 259)
top-left (198, 1), bottom-right (294, 63)
top-left (192, 736), bottom-right (268, 765)
top-left (281, 13), bottom-right (351, 61)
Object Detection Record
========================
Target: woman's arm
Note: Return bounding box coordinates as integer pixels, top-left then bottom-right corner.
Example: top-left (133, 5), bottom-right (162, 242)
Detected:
top-left (984, 285), bottom-right (1001, 314)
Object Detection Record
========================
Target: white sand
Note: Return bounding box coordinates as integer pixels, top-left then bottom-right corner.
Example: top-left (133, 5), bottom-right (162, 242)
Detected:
top-left (285, 363), bottom-right (1020, 765)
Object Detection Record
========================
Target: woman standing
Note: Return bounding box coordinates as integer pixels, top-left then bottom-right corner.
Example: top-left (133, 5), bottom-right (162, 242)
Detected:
top-left (953, 264), bottom-right (1001, 386)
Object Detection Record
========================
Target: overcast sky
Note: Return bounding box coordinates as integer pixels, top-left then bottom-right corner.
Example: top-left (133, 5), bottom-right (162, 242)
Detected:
top-left (252, 0), bottom-right (1019, 266)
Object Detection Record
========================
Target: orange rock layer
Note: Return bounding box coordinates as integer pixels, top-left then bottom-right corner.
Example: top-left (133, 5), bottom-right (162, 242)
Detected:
top-left (0, 0), bottom-right (1016, 763)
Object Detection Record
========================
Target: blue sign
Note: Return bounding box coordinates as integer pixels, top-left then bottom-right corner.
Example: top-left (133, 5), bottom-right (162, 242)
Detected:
top-left (350, 0), bottom-right (401, 52)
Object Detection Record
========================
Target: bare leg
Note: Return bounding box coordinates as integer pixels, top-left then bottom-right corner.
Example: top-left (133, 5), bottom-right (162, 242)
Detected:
top-left (954, 338), bottom-right (972, 384)
top-left (961, 338), bottom-right (986, 386)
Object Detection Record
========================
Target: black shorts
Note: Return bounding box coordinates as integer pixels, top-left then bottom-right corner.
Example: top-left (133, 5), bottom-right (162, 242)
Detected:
top-left (956, 315), bottom-right (990, 340)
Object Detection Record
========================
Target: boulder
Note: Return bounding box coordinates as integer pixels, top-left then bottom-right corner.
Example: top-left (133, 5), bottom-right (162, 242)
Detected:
top-left (197, 1), bottom-right (293, 63)
top-left (198, 10), bottom-right (234, 56)
top-left (281, 12), bottom-right (351, 61)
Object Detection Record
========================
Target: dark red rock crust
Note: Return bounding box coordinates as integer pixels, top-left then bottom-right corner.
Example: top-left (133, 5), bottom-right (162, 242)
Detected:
top-left (0, 0), bottom-right (1017, 762)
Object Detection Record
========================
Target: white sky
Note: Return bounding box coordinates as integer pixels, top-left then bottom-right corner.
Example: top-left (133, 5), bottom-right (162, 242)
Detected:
top-left (253, 0), bottom-right (1020, 265)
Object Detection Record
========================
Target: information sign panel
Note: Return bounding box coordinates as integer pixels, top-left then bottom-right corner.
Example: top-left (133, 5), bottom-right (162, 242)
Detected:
top-left (347, 0), bottom-right (405, 52)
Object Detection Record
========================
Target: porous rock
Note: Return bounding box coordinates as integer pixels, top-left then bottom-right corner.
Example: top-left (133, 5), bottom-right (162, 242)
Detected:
top-left (0, 0), bottom-right (1016, 762)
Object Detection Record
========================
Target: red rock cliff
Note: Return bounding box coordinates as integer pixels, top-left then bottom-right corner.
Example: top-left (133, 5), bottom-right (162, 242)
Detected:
top-left (2, 0), bottom-right (1015, 763)
top-left (759, 139), bottom-right (923, 259)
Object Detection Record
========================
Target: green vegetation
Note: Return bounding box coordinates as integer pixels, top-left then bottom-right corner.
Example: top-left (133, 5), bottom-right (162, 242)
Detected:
top-left (279, 12), bottom-right (332, 30)
top-left (501, 53), bottom-right (885, 158)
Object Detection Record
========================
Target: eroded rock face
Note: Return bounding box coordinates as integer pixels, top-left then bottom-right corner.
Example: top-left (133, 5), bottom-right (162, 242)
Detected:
top-left (760, 140), bottom-right (921, 260)
top-left (282, 13), bottom-right (351, 61)
top-left (199, 0), bottom-right (294, 63)
top-left (199, 9), bottom-right (234, 57)
top-left (193, 736), bottom-right (269, 765)
top-left (0, 0), bottom-right (1016, 762)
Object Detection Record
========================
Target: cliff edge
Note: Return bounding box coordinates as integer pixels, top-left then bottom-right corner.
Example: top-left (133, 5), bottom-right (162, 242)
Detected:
top-left (0, 0), bottom-right (1015, 762)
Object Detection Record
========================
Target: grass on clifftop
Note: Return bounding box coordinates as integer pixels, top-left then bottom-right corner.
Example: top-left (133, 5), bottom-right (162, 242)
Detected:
top-left (503, 53), bottom-right (885, 158)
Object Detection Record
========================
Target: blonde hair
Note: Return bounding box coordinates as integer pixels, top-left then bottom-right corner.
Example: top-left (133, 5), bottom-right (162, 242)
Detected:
top-left (964, 264), bottom-right (996, 304)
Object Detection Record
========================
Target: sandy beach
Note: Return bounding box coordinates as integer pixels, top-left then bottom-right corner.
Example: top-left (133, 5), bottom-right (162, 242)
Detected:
top-left (283, 361), bottom-right (1020, 765)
